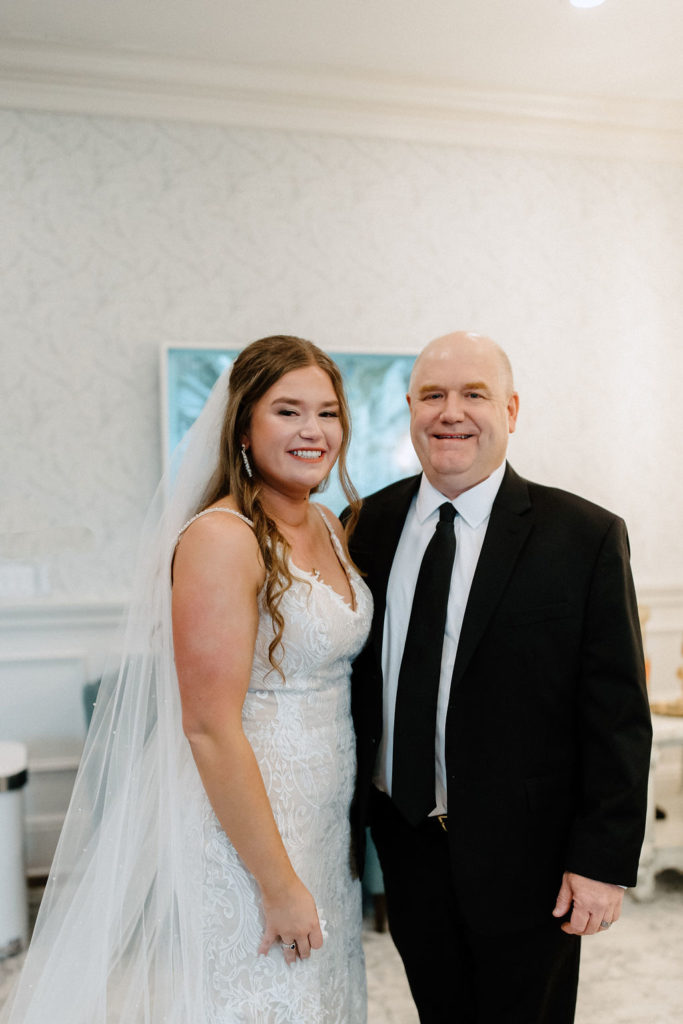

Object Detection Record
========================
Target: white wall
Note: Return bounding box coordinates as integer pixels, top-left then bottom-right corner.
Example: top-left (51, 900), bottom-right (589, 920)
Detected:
top-left (1, 108), bottom-right (682, 868)
top-left (2, 110), bottom-right (682, 597)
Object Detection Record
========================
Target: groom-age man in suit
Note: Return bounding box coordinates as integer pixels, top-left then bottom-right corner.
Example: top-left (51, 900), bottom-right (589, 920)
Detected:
top-left (347, 332), bottom-right (652, 1023)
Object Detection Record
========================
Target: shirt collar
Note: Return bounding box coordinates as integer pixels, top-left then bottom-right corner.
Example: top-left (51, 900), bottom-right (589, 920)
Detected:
top-left (415, 460), bottom-right (507, 529)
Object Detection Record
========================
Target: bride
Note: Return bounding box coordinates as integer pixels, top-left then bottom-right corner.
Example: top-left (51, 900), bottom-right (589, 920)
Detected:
top-left (2, 336), bottom-right (371, 1023)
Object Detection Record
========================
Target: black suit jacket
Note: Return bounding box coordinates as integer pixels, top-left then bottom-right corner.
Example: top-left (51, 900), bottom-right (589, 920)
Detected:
top-left (348, 463), bottom-right (652, 931)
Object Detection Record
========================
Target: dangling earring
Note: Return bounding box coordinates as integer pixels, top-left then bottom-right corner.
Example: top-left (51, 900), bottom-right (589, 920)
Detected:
top-left (240, 444), bottom-right (253, 479)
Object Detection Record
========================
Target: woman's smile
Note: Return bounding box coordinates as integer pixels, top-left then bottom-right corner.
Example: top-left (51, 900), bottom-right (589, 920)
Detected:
top-left (289, 448), bottom-right (325, 460)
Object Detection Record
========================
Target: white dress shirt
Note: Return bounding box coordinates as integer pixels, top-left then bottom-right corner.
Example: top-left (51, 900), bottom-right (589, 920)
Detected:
top-left (376, 461), bottom-right (506, 815)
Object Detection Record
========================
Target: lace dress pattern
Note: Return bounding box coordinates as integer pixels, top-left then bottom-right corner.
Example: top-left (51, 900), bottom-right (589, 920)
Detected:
top-left (189, 509), bottom-right (372, 1023)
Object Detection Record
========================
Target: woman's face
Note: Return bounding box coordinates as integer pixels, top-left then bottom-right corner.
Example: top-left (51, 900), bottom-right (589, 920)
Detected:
top-left (243, 364), bottom-right (344, 498)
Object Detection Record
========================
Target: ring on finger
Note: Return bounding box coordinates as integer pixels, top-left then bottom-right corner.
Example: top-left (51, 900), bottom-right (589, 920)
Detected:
top-left (599, 920), bottom-right (612, 929)
top-left (281, 940), bottom-right (297, 950)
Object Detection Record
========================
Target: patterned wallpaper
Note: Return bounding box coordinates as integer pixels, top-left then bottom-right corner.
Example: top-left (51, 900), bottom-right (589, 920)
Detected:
top-left (1, 109), bottom-right (682, 601)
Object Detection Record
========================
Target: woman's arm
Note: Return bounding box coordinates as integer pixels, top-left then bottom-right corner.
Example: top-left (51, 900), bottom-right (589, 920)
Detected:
top-left (172, 513), bottom-right (323, 961)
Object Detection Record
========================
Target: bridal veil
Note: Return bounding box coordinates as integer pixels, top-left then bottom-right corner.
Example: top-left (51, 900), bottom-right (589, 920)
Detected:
top-left (1, 366), bottom-right (233, 1023)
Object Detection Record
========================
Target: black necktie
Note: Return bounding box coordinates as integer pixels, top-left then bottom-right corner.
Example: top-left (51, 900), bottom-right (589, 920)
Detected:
top-left (391, 501), bottom-right (457, 826)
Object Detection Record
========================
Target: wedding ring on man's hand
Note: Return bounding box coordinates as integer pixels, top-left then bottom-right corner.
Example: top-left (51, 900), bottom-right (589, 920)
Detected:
top-left (281, 941), bottom-right (297, 950)
top-left (599, 921), bottom-right (612, 929)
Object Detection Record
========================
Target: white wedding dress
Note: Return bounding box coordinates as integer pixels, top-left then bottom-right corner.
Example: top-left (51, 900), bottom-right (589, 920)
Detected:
top-left (1, 361), bottom-right (371, 1024)
top-left (185, 506), bottom-right (372, 1024)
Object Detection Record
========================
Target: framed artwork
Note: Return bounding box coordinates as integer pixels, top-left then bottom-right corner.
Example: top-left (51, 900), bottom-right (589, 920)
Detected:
top-left (162, 345), bottom-right (420, 513)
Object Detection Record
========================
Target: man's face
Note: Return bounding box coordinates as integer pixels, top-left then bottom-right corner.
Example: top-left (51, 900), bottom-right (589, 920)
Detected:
top-left (407, 335), bottom-right (519, 499)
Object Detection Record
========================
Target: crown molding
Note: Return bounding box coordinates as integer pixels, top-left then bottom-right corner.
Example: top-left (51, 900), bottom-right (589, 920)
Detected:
top-left (0, 39), bottom-right (682, 161)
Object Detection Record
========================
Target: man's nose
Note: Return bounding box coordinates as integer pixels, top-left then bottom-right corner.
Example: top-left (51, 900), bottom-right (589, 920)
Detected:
top-left (440, 393), bottom-right (464, 421)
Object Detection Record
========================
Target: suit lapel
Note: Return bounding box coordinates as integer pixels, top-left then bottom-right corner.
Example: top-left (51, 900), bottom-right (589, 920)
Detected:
top-left (450, 464), bottom-right (533, 693)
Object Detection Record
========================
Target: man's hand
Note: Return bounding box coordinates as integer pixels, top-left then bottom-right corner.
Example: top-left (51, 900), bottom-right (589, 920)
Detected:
top-left (552, 871), bottom-right (624, 936)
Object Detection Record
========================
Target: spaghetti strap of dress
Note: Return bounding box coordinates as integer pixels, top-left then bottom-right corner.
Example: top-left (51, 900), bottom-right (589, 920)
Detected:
top-left (312, 505), bottom-right (351, 569)
top-left (176, 506), bottom-right (254, 544)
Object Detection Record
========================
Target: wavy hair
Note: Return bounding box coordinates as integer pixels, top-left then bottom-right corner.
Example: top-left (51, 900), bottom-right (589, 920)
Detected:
top-left (199, 335), bottom-right (360, 675)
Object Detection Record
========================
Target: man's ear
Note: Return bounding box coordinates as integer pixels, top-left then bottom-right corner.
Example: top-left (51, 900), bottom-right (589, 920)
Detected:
top-left (507, 392), bottom-right (520, 434)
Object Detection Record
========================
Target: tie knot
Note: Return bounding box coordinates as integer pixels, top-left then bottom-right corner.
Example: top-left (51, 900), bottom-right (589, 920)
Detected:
top-left (438, 502), bottom-right (456, 524)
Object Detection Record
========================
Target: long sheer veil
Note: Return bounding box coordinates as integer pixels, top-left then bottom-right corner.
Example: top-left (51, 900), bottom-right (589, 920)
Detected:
top-left (1, 366), bottom-right (233, 1023)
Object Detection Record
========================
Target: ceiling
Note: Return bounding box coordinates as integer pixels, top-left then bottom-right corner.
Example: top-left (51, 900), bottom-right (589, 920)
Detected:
top-left (1, 0), bottom-right (681, 157)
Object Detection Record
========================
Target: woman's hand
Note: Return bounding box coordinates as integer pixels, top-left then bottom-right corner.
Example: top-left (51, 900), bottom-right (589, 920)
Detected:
top-left (258, 877), bottom-right (324, 965)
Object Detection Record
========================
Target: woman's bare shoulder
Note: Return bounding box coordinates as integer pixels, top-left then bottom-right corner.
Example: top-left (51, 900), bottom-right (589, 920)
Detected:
top-left (174, 500), bottom-right (262, 582)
